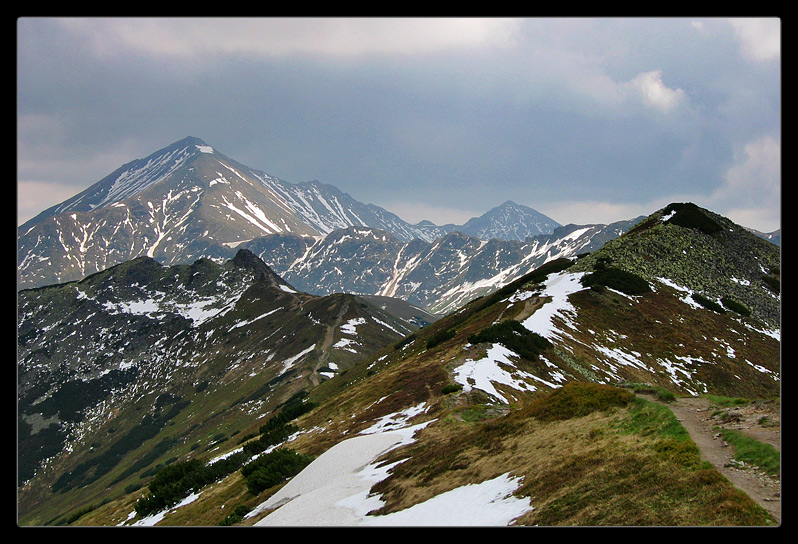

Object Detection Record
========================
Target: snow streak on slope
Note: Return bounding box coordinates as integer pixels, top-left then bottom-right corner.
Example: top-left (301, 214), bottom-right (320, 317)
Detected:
top-left (50, 143), bottom-right (199, 217)
top-left (520, 272), bottom-right (587, 340)
top-left (98, 146), bottom-right (196, 209)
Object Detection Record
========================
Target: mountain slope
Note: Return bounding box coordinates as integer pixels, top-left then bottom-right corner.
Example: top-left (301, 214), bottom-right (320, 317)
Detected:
top-left (254, 203), bottom-right (777, 526)
top-left (16, 137), bottom-right (427, 289)
top-left (242, 218), bottom-right (642, 315)
top-left (35, 202), bottom-right (780, 527)
top-left (17, 249), bottom-right (420, 524)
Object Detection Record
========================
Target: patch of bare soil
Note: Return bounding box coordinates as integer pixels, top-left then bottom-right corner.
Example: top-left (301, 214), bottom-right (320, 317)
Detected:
top-left (642, 394), bottom-right (780, 525)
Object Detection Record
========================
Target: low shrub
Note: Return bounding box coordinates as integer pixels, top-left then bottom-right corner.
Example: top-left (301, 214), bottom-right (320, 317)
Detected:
top-left (468, 320), bottom-right (551, 361)
top-left (581, 267), bottom-right (651, 296)
top-left (218, 505), bottom-right (251, 526)
top-left (761, 275), bottom-right (780, 294)
top-left (241, 448), bottom-right (313, 495)
top-left (663, 203), bottom-right (724, 236)
top-left (241, 395), bottom-right (317, 456)
top-left (721, 297), bottom-right (751, 316)
top-left (134, 394), bottom-right (318, 518)
top-left (691, 293), bottom-right (726, 314)
top-left (134, 452), bottom-right (249, 518)
top-left (442, 384), bottom-right (463, 395)
top-left (394, 333), bottom-right (417, 350)
top-left (426, 328), bottom-right (456, 350)
top-left (522, 382), bottom-right (635, 422)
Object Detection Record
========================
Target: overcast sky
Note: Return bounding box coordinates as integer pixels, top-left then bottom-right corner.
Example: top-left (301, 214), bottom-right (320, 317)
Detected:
top-left (17, 17), bottom-right (781, 232)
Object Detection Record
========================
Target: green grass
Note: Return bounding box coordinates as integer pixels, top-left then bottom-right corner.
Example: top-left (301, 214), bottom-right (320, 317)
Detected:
top-left (621, 383), bottom-right (677, 402)
top-left (718, 429), bottom-right (780, 478)
top-left (703, 394), bottom-right (752, 407)
top-left (617, 397), bottom-right (693, 443)
top-left (616, 396), bottom-right (712, 470)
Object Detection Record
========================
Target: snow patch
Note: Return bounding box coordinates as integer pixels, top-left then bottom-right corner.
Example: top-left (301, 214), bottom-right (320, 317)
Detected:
top-left (252, 401), bottom-right (530, 527)
top-left (340, 317), bottom-right (366, 335)
top-left (520, 272), bottom-right (586, 339)
top-left (360, 472), bottom-right (532, 526)
top-left (279, 344), bottom-right (316, 375)
top-left (453, 344), bottom-right (561, 403)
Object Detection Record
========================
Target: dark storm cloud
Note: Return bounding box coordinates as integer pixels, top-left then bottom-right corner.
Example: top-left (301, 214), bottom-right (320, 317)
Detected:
top-left (18, 17), bottom-right (780, 232)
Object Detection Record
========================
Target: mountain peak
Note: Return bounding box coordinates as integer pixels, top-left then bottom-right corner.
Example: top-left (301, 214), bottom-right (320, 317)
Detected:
top-left (19, 137), bottom-right (217, 229)
top-left (231, 248), bottom-right (289, 287)
top-left (175, 135), bottom-right (207, 146)
top-left (460, 200), bottom-right (561, 241)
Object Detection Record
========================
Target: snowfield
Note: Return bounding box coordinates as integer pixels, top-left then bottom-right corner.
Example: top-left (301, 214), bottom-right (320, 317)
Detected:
top-left (249, 404), bottom-right (534, 526)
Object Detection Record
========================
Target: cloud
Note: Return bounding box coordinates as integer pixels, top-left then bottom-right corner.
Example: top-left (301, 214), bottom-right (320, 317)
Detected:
top-left (723, 134), bottom-right (780, 197)
top-left (55, 18), bottom-right (523, 60)
top-left (707, 134), bottom-right (780, 231)
top-left (728, 18), bottom-right (780, 62)
top-left (17, 18), bottom-right (779, 235)
top-left (624, 70), bottom-right (686, 113)
top-left (540, 134), bottom-right (781, 233)
top-left (542, 134), bottom-right (782, 232)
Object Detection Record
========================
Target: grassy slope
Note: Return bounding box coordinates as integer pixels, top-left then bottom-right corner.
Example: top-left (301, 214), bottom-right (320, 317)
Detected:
top-left (59, 207), bottom-right (780, 527)
top-left (366, 385), bottom-right (773, 526)
top-left (73, 382), bottom-right (775, 526)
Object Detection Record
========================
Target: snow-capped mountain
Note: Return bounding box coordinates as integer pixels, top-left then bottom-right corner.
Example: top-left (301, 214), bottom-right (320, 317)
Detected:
top-left (18, 137), bottom-right (561, 290)
top-left (240, 219), bottom-right (640, 315)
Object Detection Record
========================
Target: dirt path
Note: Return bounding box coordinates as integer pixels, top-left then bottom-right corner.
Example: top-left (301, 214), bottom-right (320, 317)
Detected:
top-left (642, 394), bottom-right (781, 524)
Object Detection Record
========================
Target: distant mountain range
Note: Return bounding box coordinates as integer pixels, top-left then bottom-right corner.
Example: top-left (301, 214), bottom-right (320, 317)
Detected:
top-left (18, 137), bottom-right (567, 290)
top-left (17, 137), bottom-right (648, 317)
top-left (239, 220), bottom-right (642, 315)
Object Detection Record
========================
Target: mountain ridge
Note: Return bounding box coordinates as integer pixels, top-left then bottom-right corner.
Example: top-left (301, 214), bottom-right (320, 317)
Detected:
top-left (17, 248), bottom-right (424, 514)
top-left (239, 217), bottom-right (643, 315)
top-left (18, 204), bottom-right (780, 526)
top-left (18, 137), bottom-right (563, 291)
